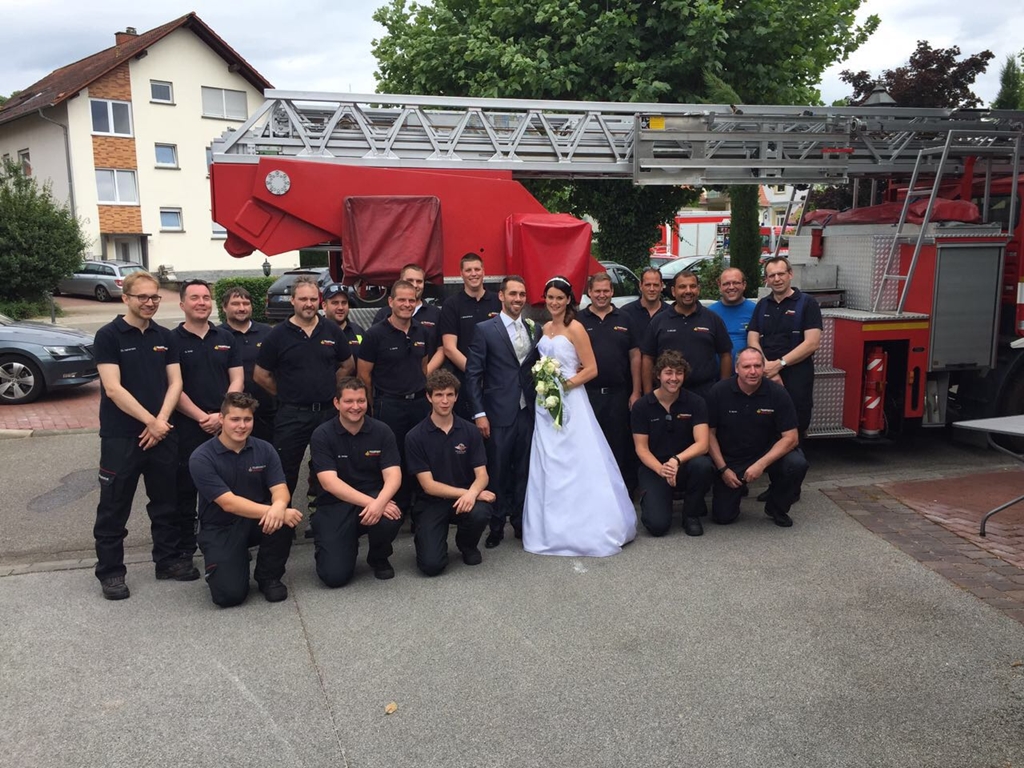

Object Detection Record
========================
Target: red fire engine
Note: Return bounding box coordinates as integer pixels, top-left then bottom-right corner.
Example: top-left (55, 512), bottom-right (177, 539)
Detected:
top-left (209, 92), bottom-right (1024, 438)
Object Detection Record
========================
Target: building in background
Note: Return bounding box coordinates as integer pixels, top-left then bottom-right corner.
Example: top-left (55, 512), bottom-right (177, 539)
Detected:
top-left (0, 12), bottom-right (293, 274)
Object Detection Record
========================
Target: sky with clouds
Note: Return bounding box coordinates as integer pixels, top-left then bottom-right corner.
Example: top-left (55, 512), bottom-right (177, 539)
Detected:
top-left (1, 0), bottom-right (1021, 107)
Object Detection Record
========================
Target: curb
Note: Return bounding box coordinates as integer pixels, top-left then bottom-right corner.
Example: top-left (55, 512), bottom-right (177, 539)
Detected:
top-left (0, 428), bottom-right (98, 439)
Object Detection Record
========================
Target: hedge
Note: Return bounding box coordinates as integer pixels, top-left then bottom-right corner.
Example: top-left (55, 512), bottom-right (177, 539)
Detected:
top-left (214, 277), bottom-right (276, 324)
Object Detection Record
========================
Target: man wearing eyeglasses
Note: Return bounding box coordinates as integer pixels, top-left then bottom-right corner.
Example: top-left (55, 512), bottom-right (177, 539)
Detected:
top-left (92, 271), bottom-right (196, 600)
top-left (172, 279), bottom-right (243, 566)
top-left (708, 268), bottom-right (756, 364)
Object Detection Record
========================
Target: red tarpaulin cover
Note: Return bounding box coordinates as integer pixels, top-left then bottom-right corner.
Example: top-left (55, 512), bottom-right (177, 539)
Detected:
top-left (827, 199), bottom-right (981, 226)
top-left (342, 196), bottom-right (444, 283)
top-left (505, 214), bottom-right (594, 303)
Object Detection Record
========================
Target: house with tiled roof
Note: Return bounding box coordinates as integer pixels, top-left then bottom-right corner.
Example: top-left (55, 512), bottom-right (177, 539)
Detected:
top-left (0, 12), bottom-right (278, 275)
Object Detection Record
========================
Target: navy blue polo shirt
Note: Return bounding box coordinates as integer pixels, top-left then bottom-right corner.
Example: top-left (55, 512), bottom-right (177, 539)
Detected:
top-left (748, 288), bottom-right (823, 362)
top-left (706, 377), bottom-right (798, 467)
top-left (630, 390), bottom-right (708, 462)
top-left (438, 290), bottom-right (502, 359)
top-left (373, 303), bottom-right (442, 354)
top-left (256, 317), bottom-right (352, 406)
top-left (578, 306), bottom-right (636, 390)
top-left (310, 416), bottom-right (401, 504)
top-left (219, 321), bottom-right (276, 413)
top-left (94, 316), bottom-right (179, 438)
top-left (641, 304), bottom-right (732, 388)
top-left (336, 319), bottom-right (366, 361)
top-left (404, 415), bottom-right (487, 499)
top-left (621, 298), bottom-right (669, 342)
top-left (174, 322), bottom-right (242, 413)
top-left (189, 436), bottom-right (286, 528)
top-left (359, 319), bottom-right (429, 397)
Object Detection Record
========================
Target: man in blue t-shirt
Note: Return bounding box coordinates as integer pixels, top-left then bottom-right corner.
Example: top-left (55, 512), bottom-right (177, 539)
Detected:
top-left (708, 267), bottom-right (756, 364)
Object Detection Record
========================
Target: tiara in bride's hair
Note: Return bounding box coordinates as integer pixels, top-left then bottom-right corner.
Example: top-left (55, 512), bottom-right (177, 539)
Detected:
top-left (546, 276), bottom-right (573, 293)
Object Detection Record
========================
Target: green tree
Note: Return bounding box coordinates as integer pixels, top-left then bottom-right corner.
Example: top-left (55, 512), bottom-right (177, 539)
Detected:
top-left (727, 186), bottom-right (762, 297)
top-left (372, 0), bottom-right (878, 273)
top-left (992, 52), bottom-right (1024, 110)
top-left (0, 159), bottom-right (89, 302)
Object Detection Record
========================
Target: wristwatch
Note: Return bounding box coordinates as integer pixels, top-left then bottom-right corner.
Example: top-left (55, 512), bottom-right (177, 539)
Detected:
top-left (779, 358), bottom-right (788, 368)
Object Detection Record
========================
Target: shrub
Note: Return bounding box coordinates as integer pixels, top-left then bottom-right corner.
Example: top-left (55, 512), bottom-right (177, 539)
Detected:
top-left (0, 296), bottom-right (61, 320)
top-left (0, 159), bottom-right (89, 302)
top-left (214, 276), bottom-right (276, 324)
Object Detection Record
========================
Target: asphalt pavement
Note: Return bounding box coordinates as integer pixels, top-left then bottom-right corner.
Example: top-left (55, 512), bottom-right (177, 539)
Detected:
top-left (2, 430), bottom-right (1023, 767)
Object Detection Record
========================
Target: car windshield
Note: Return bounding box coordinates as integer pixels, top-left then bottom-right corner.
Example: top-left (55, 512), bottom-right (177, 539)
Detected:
top-left (660, 256), bottom-right (707, 278)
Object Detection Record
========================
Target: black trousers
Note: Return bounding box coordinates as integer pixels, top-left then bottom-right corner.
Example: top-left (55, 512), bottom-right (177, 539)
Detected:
top-left (274, 405), bottom-right (336, 502)
top-left (252, 408), bottom-right (277, 444)
top-left (486, 405), bottom-right (534, 535)
top-left (175, 417), bottom-right (213, 559)
top-left (780, 363), bottom-right (814, 433)
top-left (586, 387), bottom-right (637, 493)
top-left (94, 434), bottom-right (180, 581)
top-left (311, 500), bottom-right (403, 588)
top-left (374, 394), bottom-right (430, 510)
top-left (197, 517), bottom-right (293, 607)
top-left (637, 456), bottom-right (715, 536)
top-left (712, 448), bottom-right (809, 525)
top-left (413, 498), bottom-right (491, 576)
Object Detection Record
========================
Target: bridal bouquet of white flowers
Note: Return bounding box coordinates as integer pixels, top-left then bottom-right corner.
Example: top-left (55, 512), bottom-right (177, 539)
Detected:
top-left (531, 355), bottom-right (568, 429)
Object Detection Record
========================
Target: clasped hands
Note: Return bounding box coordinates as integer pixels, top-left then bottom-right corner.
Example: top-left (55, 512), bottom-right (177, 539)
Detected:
top-left (259, 504), bottom-right (303, 534)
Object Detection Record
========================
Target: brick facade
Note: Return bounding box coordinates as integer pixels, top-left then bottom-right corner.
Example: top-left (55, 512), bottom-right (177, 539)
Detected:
top-left (90, 64), bottom-right (139, 236)
top-left (98, 205), bottom-right (143, 233)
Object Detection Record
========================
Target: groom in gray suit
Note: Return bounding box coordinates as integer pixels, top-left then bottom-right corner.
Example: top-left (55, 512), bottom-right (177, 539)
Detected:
top-left (465, 276), bottom-right (541, 548)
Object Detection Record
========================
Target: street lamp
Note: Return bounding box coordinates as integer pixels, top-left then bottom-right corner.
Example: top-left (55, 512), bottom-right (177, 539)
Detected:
top-left (262, 257), bottom-right (272, 277)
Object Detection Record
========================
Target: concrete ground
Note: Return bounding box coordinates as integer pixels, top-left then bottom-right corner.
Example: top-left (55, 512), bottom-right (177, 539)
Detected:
top-left (2, 430), bottom-right (1023, 768)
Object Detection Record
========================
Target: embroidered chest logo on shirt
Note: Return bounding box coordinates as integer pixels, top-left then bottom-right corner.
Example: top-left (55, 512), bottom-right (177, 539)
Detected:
top-left (487, 312), bottom-right (498, 318)
top-left (320, 340), bottom-right (336, 347)
top-left (419, 320), bottom-right (436, 328)
top-left (121, 346), bottom-right (137, 352)
top-left (365, 449), bottom-right (382, 457)
top-left (676, 413), bottom-right (693, 420)
top-left (756, 408), bottom-right (775, 415)
top-left (454, 442), bottom-right (467, 455)
top-left (413, 341), bottom-right (426, 348)
top-left (613, 326), bottom-right (629, 333)
top-left (152, 345), bottom-right (168, 352)
top-left (214, 345), bottom-right (232, 352)
top-left (693, 326), bottom-right (711, 333)
top-left (784, 310), bottom-right (797, 316)
top-left (247, 464), bottom-right (266, 473)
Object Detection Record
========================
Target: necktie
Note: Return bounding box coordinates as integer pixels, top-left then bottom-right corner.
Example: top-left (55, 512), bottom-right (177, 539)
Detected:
top-left (513, 320), bottom-right (529, 363)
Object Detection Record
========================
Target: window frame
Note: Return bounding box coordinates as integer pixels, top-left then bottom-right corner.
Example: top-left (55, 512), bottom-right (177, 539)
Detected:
top-left (159, 207), bottom-right (184, 232)
top-left (90, 99), bottom-right (133, 137)
top-left (150, 80), bottom-right (174, 104)
top-left (200, 86), bottom-right (248, 120)
top-left (17, 148), bottom-right (31, 176)
top-left (154, 143), bottom-right (179, 169)
top-left (95, 169), bottom-right (139, 205)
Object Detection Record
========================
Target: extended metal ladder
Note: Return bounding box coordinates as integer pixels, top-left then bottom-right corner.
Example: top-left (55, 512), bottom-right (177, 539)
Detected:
top-left (213, 91), bottom-right (1024, 186)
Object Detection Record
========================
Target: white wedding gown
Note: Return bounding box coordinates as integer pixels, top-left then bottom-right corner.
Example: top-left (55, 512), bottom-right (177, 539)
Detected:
top-left (522, 335), bottom-right (637, 557)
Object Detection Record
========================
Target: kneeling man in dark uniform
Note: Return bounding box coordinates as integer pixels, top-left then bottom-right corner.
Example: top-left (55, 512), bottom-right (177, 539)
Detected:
top-left (309, 376), bottom-right (404, 586)
top-left (405, 369), bottom-right (493, 576)
top-left (706, 347), bottom-right (809, 527)
top-left (189, 392), bottom-right (302, 606)
top-left (631, 350), bottom-right (715, 537)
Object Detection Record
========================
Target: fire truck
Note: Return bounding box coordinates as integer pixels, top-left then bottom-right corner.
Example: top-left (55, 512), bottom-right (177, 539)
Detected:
top-left (209, 92), bottom-right (1024, 438)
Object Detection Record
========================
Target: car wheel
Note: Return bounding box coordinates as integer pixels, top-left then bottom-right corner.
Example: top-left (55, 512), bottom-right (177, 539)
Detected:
top-left (350, 281), bottom-right (389, 307)
top-left (95, 285), bottom-right (111, 302)
top-left (0, 355), bottom-right (45, 405)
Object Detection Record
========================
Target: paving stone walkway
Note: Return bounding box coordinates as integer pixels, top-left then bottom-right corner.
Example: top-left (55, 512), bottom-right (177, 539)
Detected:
top-left (824, 468), bottom-right (1024, 626)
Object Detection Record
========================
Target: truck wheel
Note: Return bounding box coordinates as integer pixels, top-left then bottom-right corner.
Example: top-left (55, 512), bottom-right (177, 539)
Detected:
top-left (351, 281), bottom-right (388, 307)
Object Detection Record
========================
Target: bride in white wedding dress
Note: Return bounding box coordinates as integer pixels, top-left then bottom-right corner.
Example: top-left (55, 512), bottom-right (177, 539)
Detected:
top-left (522, 276), bottom-right (637, 557)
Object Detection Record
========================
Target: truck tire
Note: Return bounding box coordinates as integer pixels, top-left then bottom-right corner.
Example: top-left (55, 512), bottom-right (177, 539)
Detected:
top-left (350, 281), bottom-right (388, 307)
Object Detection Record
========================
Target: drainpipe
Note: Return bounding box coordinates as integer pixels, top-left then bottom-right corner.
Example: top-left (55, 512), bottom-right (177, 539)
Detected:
top-left (36, 107), bottom-right (76, 218)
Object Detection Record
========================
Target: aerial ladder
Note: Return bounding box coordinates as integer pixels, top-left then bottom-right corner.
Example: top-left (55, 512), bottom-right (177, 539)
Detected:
top-left (211, 93), bottom-right (1024, 438)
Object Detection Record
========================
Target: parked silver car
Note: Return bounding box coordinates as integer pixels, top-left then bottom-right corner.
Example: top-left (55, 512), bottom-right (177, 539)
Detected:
top-left (0, 314), bottom-right (97, 404)
top-left (56, 260), bottom-right (147, 302)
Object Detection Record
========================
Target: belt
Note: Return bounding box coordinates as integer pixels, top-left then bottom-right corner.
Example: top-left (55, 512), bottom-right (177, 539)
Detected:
top-left (587, 385), bottom-right (624, 395)
top-left (379, 390), bottom-right (426, 401)
top-left (281, 401), bottom-right (334, 412)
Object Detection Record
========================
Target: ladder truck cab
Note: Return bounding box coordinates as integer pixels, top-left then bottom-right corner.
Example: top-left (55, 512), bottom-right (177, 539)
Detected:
top-left (209, 92), bottom-right (1024, 436)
